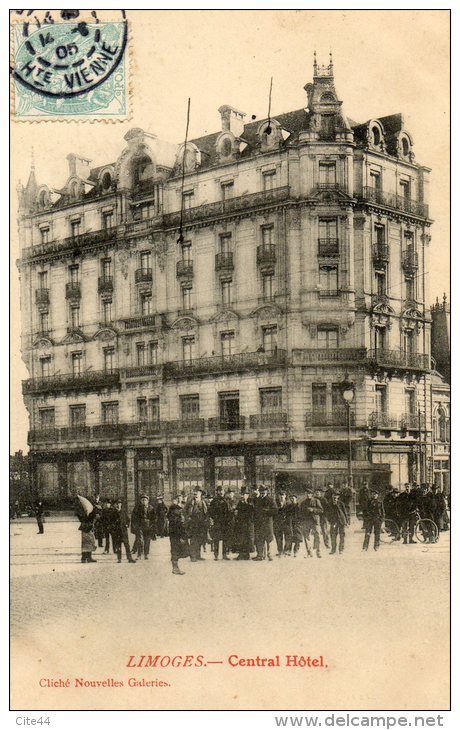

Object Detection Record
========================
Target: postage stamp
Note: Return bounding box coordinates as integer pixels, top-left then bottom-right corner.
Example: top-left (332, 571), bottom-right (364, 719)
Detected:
top-left (11, 9), bottom-right (129, 121)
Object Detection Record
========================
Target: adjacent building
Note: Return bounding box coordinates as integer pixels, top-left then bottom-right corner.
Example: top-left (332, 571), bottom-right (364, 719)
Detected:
top-left (18, 57), bottom-right (435, 507)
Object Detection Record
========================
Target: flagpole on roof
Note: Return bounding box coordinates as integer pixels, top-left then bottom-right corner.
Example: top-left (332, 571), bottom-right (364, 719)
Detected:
top-left (178, 98), bottom-right (191, 245)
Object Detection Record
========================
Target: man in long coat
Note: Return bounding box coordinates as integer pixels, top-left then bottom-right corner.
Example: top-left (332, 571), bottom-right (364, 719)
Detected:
top-left (327, 492), bottom-right (350, 554)
top-left (252, 485), bottom-right (276, 561)
top-left (155, 496), bottom-right (169, 537)
top-left (131, 494), bottom-right (156, 560)
top-left (110, 498), bottom-right (136, 563)
top-left (234, 488), bottom-right (254, 560)
top-left (184, 488), bottom-right (208, 561)
top-left (362, 489), bottom-right (385, 551)
top-left (208, 486), bottom-right (232, 560)
top-left (299, 489), bottom-right (323, 558)
top-left (168, 495), bottom-right (189, 574)
top-left (273, 489), bottom-right (293, 557)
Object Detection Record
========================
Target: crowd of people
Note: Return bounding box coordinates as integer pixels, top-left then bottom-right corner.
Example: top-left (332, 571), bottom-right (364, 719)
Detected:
top-left (74, 480), bottom-right (449, 574)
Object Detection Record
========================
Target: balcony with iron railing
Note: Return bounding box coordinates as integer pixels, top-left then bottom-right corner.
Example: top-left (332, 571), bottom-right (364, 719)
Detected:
top-left (292, 348), bottom-right (367, 365)
top-left (256, 244), bottom-right (276, 266)
top-left (164, 349), bottom-right (287, 379)
top-left (60, 426), bottom-right (92, 441)
top-left (135, 268), bottom-right (153, 284)
top-left (315, 182), bottom-right (347, 192)
top-left (368, 349), bottom-right (430, 371)
top-left (22, 369), bottom-right (120, 395)
top-left (318, 238), bottom-right (339, 257)
top-left (120, 313), bottom-right (167, 331)
top-left (249, 412), bottom-right (289, 429)
top-left (35, 288), bottom-right (50, 305)
top-left (98, 275), bottom-right (114, 294)
top-left (372, 244), bottom-right (390, 264)
top-left (168, 418), bottom-right (206, 434)
top-left (215, 252), bottom-right (234, 273)
top-left (305, 409), bottom-right (355, 427)
top-left (176, 260), bottom-right (194, 278)
top-left (368, 412), bottom-right (399, 430)
top-left (65, 282), bottom-right (81, 299)
top-left (360, 187), bottom-right (429, 219)
top-left (28, 428), bottom-right (59, 444)
top-left (318, 289), bottom-right (340, 298)
top-left (22, 226), bottom-right (118, 262)
top-left (163, 186), bottom-right (291, 228)
top-left (122, 364), bottom-right (162, 379)
top-left (399, 413), bottom-right (420, 431)
top-left (402, 250), bottom-right (419, 275)
top-left (208, 416), bottom-right (247, 432)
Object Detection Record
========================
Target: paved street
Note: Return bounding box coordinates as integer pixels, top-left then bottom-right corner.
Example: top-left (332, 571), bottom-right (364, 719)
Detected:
top-left (10, 517), bottom-right (449, 711)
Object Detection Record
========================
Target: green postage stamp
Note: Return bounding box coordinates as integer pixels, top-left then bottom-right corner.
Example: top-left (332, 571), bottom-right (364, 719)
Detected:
top-left (11, 10), bottom-right (129, 120)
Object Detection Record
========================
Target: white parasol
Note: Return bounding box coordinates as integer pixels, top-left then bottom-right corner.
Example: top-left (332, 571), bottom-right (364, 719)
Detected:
top-left (77, 494), bottom-right (94, 517)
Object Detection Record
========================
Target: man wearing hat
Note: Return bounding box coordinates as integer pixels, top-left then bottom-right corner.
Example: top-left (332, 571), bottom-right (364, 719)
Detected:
top-left (327, 492), bottom-right (350, 554)
top-left (155, 495), bottom-right (169, 537)
top-left (299, 489), bottom-right (322, 558)
top-left (131, 494), bottom-right (156, 560)
top-left (110, 498), bottom-right (136, 563)
top-left (168, 494), bottom-right (189, 575)
top-left (208, 486), bottom-right (232, 560)
top-left (362, 489), bottom-right (385, 551)
top-left (274, 489), bottom-right (293, 557)
top-left (252, 485), bottom-right (276, 561)
top-left (234, 487), bottom-right (255, 560)
top-left (184, 487), bottom-right (208, 561)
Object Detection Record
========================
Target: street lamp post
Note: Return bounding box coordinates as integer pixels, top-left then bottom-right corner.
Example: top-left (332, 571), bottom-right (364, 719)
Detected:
top-left (340, 373), bottom-right (355, 492)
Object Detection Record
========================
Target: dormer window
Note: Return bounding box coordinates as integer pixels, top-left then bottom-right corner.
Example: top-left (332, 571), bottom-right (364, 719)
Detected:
top-left (402, 137), bottom-right (410, 156)
top-left (70, 181), bottom-right (79, 199)
top-left (221, 138), bottom-right (232, 158)
top-left (372, 127), bottom-right (381, 145)
top-left (101, 171), bottom-right (112, 191)
top-left (132, 154), bottom-right (154, 186)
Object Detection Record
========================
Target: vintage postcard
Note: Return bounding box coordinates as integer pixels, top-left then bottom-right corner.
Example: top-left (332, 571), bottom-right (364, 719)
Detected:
top-left (9, 9), bottom-right (451, 715)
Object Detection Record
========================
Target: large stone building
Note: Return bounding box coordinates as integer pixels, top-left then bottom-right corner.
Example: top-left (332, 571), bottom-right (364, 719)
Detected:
top-left (18, 57), bottom-right (434, 507)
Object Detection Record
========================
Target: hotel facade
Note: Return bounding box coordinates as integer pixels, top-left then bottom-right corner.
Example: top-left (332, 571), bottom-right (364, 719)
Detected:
top-left (18, 58), bottom-right (435, 507)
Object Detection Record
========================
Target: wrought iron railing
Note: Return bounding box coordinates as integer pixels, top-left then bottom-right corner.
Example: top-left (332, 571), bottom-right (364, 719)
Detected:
top-left (35, 288), bottom-right (50, 305)
top-left (402, 250), bottom-right (419, 273)
top-left (208, 416), bottom-right (246, 431)
top-left (368, 349), bottom-right (430, 371)
top-left (399, 413), bottom-right (420, 430)
top-left (176, 260), bottom-right (194, 278)
top-left (318, 238), bottom-right (339, 256)
top-left (135, 268), bottom-right (153, 284)
top-left (65, 282), bottom-right (81, 299)
top-left (257, 244), bottom-right (276, 265)
top-left (305, 409), bottom-right (355, 427)
top-left (361, 187), bottom-right (429, 218)
top-left (22, 226), bottom-right (118, 261)
top-left (249, 412), bottom-right (289, 429)
top-left (122, 365), bottom-right (162, 379)
top-left (372, 244), bottom-right (390, 263)
top-left (292, 348), bottom-right (367, 364)
top-left (215, 252), bottom-right (234, 272)
top-left (22, 369), bottom-right (120, 395)
top-left (98, 276), bottom-right (114, 294)
top-left (368, 412), bottom-right (399, 430)
top-left (164, 349), bottom-right (287, 378)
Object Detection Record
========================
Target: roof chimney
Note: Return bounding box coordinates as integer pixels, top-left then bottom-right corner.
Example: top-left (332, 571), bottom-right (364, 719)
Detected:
top-left (67, 153), bottom-right (92, 180)
top-left (218, 105), bottom-right (246, 138)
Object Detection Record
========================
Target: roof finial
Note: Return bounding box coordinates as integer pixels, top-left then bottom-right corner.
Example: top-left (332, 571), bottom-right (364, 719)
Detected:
top-left (313, 50), bottom-right (317, 76)
top-left (329, 50), bottom-right (333, 73)
top-left (443, 292), bottom-right (447, 309)
top-left (31, 146), bottom-right (35, 172)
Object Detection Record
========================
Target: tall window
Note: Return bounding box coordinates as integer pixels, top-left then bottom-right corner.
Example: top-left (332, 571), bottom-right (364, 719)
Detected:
top-left (317, 327), bottom-right (338, 349)
top-left (319, 265), bottom-right (338, 295)
top-left (262, 325), bottom-right (277, 352)
top-left (140, 251), bottom-right (152, 272)
top-left (374, 224), bottom-right (385, 248)
top-left (221, 181), bottom-right (234, 200)
top-left (221, 279), bottom-right (232, 306)
top-left (181, 285), bottom-right (192, 311)
top-left (138, 398), bottom-right (149, 423)
top-left (140, 203), bottom-right (155, 220)
top-left (375, 385), bottom-right (387, 415)
top-left (260, 387), bottom-right (282, 413)
top-left (39, 408), bottom-right (55, 430)
top-left (403, 330), bottom-right (415, 356)
top-left (319, 218), bottom-right (338, 240)
top-left (71, 352), bottom-right (82, 377)
top-left (104, 347), bottom-right (115, 373)
top-left (39, 311), bottom-right (49, 334)
top-left (262, 272), bottom-right (274, 300)
top-left (149, 397), bottom-right (160, 423)
top-left (312, 384), bottom-right (327, 413)
top-left (101, 258), bottom-right (112, 278)
top-left (182, 336), bottom-right (195, 362)
top-left (180, 394), bottom-right (199, 420)
top-left (70, 219), bottom-right (81, 238)
top-left (69, 265), bottom-right (79, 284)
top-left (319, 161), bottom-right (336, 186)
top-left (220, 331), bottom-right (235, 357)
top-left (40, 356), bottom-right (51, 378)
top-left (405, 389), bottom-right (416, 415)
top-left (136, 342), bottom-right (146, 366)
top-left (181, 241), bottom-right (192, 262)
top-left (182, 191), bottom-right (194, 210)
top-left (320, 115), bottom-right (335, 137)
top-left (102, 402), bottom-right (119, 424)
top-left (437, 408), bottom-right (448, 443)
top-left (399, 179), bottom-right (410, 200)
top-left (69, 304), bottom-right (80, 329)
top-left (149, 341), bottom-right (158, 365)
top-left (261, 225), bottom-right (274, 247)
top-left (38, 271), bottom-right (48, 289)
top-left (374, 326), bottom-right (386, 351)
top-left (219, 233), bottom-right (232, 254)
top-left (102, 299), bottom-right (112, 324)
top-left (262, 170), bottom-right (276, 191)
top-left (369, 170), bottom-right (382, 191)
top-left (70, 405), bottom-right (86, 428)
top-left (405, 278), bottom-right (415, 301)
top-left (332, 384), bottom-right (344, 411)
top-left (140, 293), bottom-right (152, 315)
top-left (375, 270), bottom-right (387, 297)
top-left (40, 227), bottom-right (50, 244)
top-left (102, 211), bottom-right (114, 230)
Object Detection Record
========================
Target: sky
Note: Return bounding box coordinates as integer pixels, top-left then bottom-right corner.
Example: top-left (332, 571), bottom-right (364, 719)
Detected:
top-left (10, 9), bottom-right (450, 454)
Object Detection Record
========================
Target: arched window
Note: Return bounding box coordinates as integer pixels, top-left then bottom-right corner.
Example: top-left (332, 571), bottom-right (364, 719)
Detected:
top-left (438, 408), bottom-right (447, 442)
top-left (220, 138), bottom-right (232, 158)
top-left (321, 92), bottom-right (335, 103)
top-left (70, 181), bottom-right (79, 199)
top-left (38, 189), bottom-right (48, 209)
top-left (131, 154), bottom-right (154, 186)
top-left (401, 137), bottom-right (410, 156)
top-left (372, 126), bottom-right (381, 146)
